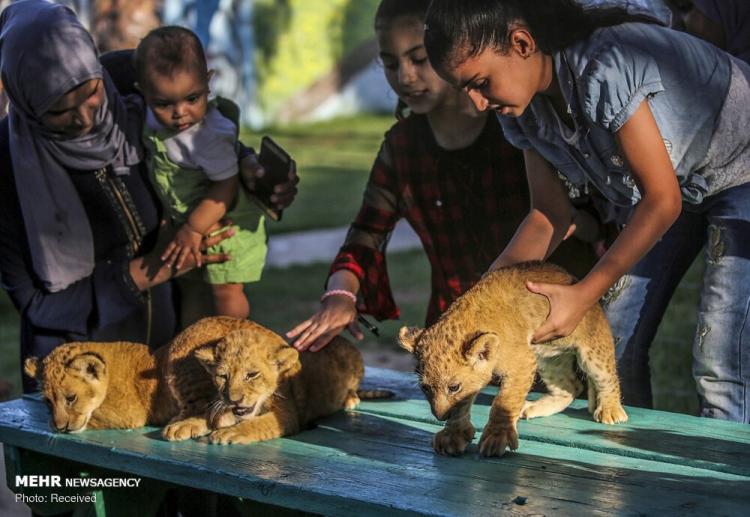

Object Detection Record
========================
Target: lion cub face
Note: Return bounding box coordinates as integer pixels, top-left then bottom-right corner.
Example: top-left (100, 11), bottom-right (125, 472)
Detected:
top-left (24, 352), bottom-right (108, 433)
top-left (399, 327), bottom-right (499, 421)
top-left (194, 329), bottom-right (299, 424)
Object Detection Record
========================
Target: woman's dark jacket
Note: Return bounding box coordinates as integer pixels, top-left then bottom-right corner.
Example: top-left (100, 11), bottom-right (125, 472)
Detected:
top-left (0, 52), bottom-right (176, 391)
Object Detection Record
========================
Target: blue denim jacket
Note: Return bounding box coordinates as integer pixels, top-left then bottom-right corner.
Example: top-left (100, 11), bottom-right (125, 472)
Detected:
top-left (579, 0), bottom-right (672, 26)
top-left (500, 22), bottom-right (733, 213)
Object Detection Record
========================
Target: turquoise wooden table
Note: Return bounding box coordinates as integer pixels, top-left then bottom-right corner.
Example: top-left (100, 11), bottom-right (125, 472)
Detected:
top-left (1, 367), bottom-right (749, 516)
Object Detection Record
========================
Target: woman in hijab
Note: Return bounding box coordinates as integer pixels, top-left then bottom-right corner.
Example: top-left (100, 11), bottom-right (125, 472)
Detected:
top-left (0, 0), bottom-right (283, 392)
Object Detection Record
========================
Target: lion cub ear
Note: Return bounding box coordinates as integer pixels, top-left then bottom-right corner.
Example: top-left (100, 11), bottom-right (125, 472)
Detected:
top-left (67, 353), bottom-right (107, 381)
top-left (275, 345), bottom-right (299, 374)
top-left (462, 333), bottom-right (499, 366)
top-left (398, 326), bottom-right (424, 353)
top-left (193, 345), bottom-right (217, 372)
top-left (24, 357), bottom-right (40, 379)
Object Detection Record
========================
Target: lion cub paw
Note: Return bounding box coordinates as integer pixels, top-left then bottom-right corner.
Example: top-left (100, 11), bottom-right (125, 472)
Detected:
top-left (162, 417), bottom-right (210, 441)
top-left (520, 399), bottom-right (552, 420)
top-left (479, 424), bottom-right (519, 457)
top-left (594, 402), bottom-right (628, 424)
top-left (343, 391), bottom-right (360, 410)
top-left (208, 426), bottom-right (257, 445)
top-left (432, 423), bottom-right (475, 456)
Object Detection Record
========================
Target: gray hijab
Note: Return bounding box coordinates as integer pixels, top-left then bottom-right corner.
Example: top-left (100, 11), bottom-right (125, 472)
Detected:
top-left (0, 0), bottom-right (142, 292)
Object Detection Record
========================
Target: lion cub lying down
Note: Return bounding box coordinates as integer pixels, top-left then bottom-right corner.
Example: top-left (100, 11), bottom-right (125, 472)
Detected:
top-left (24, 317), bottom-right (366, 442)
top-left (24, 341), bottom-right (176, 432)
top-left (164, 316), bottom-right (366, 444)
top-left (399, 262), bottom-right (628, 458)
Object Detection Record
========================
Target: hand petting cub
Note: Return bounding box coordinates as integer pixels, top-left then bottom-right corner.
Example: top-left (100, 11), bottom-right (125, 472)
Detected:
top-left (399, 262), bottom-right (627, 458)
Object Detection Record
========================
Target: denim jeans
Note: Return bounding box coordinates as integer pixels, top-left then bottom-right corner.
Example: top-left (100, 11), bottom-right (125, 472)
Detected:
top-left (604, 182), bottom-right (750, 423)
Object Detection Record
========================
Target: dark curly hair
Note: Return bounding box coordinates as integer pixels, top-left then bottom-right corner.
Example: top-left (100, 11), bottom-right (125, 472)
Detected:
top-left (134, 26), bottom-right (207, 87)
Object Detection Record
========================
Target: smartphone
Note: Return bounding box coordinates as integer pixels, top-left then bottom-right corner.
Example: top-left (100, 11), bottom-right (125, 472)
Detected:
top-left (248, 136), bottom-right (294, 221)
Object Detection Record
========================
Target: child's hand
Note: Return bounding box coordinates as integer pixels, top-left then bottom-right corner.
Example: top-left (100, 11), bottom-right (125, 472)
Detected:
top-left (161, 224), bottom-right (204, 270)
top-left (526, 282), bottom-right (597, 343)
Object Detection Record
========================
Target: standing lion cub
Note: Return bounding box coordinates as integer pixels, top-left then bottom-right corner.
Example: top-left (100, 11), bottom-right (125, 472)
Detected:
top-left (399, 262), bottom-right (627, 458)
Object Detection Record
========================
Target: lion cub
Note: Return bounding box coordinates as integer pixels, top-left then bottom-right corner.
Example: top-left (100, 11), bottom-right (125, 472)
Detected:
top-left (24, 342), bottom-right (177, 432)
top-left (163, 316), bottom-right (366, 444)
top-left (399, 262), bottom-right (627, 458)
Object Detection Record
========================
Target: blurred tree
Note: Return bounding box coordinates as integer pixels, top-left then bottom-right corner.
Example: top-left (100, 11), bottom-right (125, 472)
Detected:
top-left (254, 0), bottom-right (383, 122)
top-left (0, 0), bottom-right (390, 125)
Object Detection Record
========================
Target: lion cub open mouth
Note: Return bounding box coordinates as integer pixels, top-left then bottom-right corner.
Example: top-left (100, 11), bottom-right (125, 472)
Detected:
top-left (231, 405), bottom-right (254, 417)
top-left (161, 316), bottom-right (371, 445)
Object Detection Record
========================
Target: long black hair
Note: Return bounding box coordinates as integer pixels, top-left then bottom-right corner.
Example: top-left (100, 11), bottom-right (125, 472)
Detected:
top-left (374, 0), bottom-right (432, 30)
top-left (424, 0), bottom-right (662, 71)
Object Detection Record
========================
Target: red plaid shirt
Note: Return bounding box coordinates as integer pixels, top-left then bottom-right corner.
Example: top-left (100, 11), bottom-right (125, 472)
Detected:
top-left (330, 113), bottom-right (529, 326)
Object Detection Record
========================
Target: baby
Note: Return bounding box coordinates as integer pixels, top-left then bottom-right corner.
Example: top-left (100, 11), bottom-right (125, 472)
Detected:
top-left (135, 26), bottom-right (268, 318)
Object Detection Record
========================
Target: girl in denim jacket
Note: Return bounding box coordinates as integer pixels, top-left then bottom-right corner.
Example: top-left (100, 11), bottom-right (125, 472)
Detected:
top-left (424, 0), bottom-right (750, 423)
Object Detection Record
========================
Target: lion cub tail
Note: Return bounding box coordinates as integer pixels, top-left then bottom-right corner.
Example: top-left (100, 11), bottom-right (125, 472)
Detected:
top-left (356, 389), bottom-right (395, 400)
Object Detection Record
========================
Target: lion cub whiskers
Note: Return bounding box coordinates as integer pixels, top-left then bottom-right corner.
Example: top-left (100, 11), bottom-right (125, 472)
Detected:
top-left (162, 316), bottom-right (368, 445)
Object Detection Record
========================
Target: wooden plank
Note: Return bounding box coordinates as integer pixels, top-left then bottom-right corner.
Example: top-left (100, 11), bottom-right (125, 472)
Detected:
top-left (359, 368), bottom-right (750, 477)
top-left (1, 396), bottom-right (748, 516)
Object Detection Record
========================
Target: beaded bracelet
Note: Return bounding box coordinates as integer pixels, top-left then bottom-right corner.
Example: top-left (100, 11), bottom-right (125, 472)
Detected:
top-left (320, 289), bottom-right (357, 304)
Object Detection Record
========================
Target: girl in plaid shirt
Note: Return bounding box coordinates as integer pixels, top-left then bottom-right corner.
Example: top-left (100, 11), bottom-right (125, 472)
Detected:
top-left (288, 0), bottom-right (599, 352)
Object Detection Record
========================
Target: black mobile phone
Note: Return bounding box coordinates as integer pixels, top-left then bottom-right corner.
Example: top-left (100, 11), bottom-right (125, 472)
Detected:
top-left (249, 136), bottom-right (294, 221)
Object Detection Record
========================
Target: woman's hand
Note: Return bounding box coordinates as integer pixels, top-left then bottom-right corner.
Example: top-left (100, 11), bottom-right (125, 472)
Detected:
top-left (526, 281), bottom-right (598, 343)
top-left (286, 295), bottom-right (363, 352)
top-left (239, 153), bottom-right (299, 210)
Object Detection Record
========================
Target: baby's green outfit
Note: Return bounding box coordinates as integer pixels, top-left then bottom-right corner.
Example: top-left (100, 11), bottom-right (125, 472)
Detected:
top-left (143, 102), bottom-right (266, 284)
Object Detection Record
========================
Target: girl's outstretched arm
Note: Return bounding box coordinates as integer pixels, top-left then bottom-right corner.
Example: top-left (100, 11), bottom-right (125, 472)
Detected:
top-left (287, 269), bottom-right (363, 352)
top-left (530, 100), bottom-right (682, 343)
top-left (490, 148), bottom-right (575, 269)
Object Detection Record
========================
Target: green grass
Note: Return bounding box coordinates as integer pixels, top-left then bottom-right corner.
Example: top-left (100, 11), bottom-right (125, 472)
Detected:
top-left (240, 115), bottom-right (393, 235)
top-left (245, 249), bottom-right (427, 375)
top-left (0, 115), bottom-right (701, 416)
top-left (248, 249), bottom-right (431, 350)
